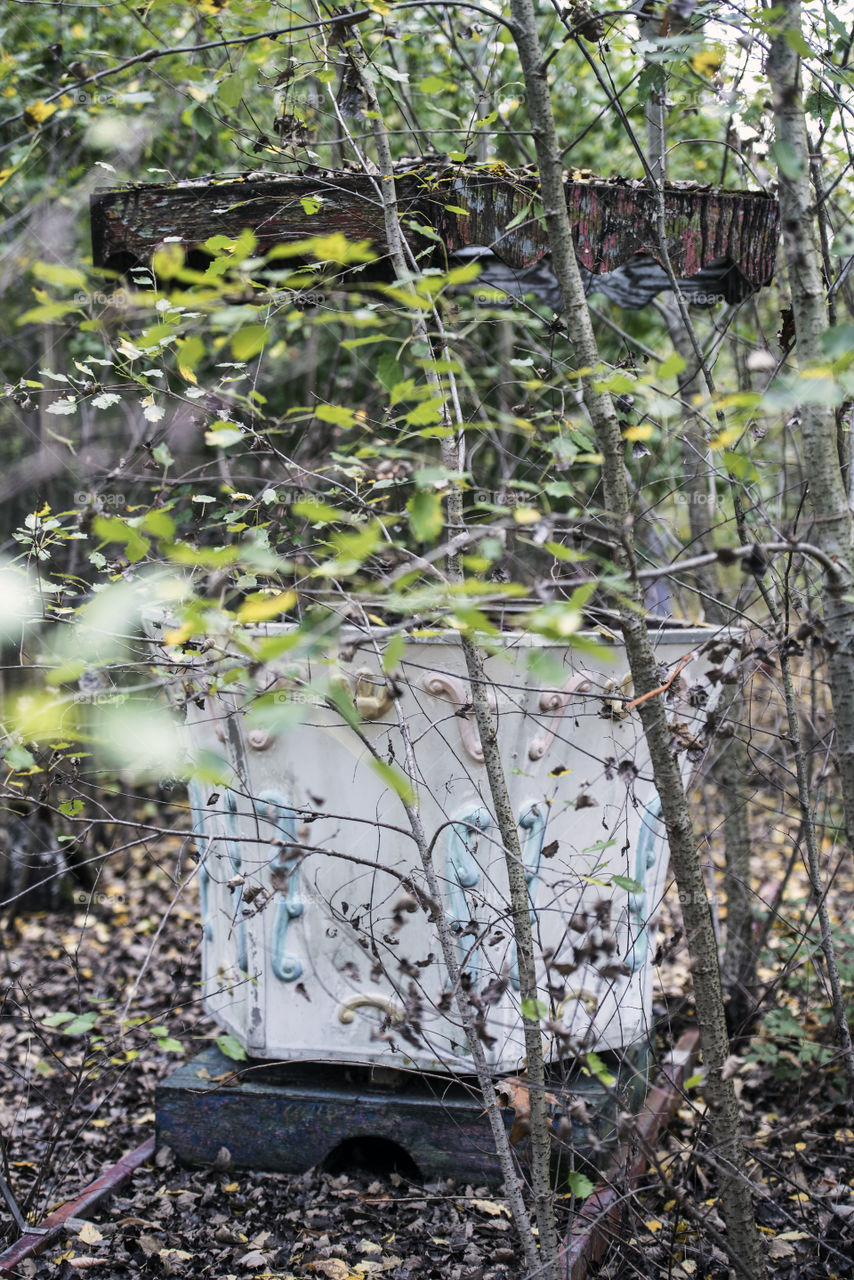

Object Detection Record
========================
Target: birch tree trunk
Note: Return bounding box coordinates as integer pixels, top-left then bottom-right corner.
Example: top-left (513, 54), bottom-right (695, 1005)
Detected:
top-left (768, 0), bottom-right (854, 847)
top-left (506, 1), bottom-right (767, 1271)
top-left (767, 0), bottom-right (854, 1097)
top-left (663, 313), bottom-right (758, 1032)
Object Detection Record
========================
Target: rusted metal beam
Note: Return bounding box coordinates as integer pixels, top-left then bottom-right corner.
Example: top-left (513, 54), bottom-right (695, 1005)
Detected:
top-left (90, 166), bottom-right (778, 298)
top-left (0, 1136), bottom-right (155, 1274)
top-left (561, 1028), bottom-right (701, 1280)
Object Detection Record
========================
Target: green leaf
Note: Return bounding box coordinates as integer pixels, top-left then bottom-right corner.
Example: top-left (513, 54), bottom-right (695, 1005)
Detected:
top-left (418, 75), bottom-right (456, 93)
top-left (377, 354), bottom-right (404, 392)
top-left (43, 1011), bottom-right (76, 1027)
top-left (407, 490), bottom-right (444, 543)
top-left (565, 1171), bottom-right (594, 1199)
top-left (637, 63), bottom-right (666, 103)
top-left (217, 1033), bottom-right (247, 1061)
top-left (770, 139), bottom-right (804, 180)
top-left (404, 398), bottom-right (444, 426)
top-left (371, 758), bottom-right (415, 806)
top-left (658, 351), bottom-right (687, 379)
top-left (267, 234), bottom-right (376, 265)
top-left (292, 498), bottom-right (352, 525)
top-left (722, 451), bottom-right (758, 482)
top-left (611, 874), bottom-right (643, 893)
top-left (584, 1051), bottom-right (616, 1086)
top-left (142, 509), bottom-right (176, 539)
top-left (152, 442), bottom-right (173, 469)
top-left (32, 261), bottom-right (88, 289)
top-left (521, 997), bottom-right (548, 1021)
top-left (822, 324), bottom-right (854, 358)
top-left (151, 243), bottom-right (185, 279)
top-left (58, 799), bottom-right (85, 817)
top-left (783, 27), bottom-right (811, 57)
top-left (382, 633), bottom-right (406, 673)
top-left (544, 541), bottom-right (588, 563)
top-left (3, 744), bottom-right (37, 770)
top-left (93, 516), bottom-right (150, 563)
top-left (231, 325), bottom-right (269, 362)
top-left (64, 1011), bottom-right (100, 1035)
top-left (157, 1037), bottom-right (184, 1053)
top-left (177, 335), bottom-right (205, 380)
top-left (205, 423), bottom-right (244, 449)
top-left (218, 73), bottom-right (244, 108)
top-left (314, 403), bottom-right (356, 427)
top-left (300, 195), bottom-right (323, 216)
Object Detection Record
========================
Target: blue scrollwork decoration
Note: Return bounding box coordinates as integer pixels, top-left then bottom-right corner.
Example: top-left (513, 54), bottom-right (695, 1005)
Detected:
top-left (187, 779), bottom-right (213, 942)
top-left (223, 788), bottom-right (249, 973)
top-left (627, 793), bottom-right (665, 973)
top-left (445, 807), bottom-right (491, 983)
top-left (255, 790), bottom-right (304, 983)
top-left (510, 802), bottom-right (547, 991)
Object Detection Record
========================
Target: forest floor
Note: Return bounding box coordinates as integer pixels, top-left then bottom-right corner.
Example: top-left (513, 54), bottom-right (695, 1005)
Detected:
top-left (1, 791), bottom-right (852, 1280)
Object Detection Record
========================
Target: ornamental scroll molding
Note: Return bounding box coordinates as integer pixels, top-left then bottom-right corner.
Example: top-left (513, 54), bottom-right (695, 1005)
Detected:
top-left (421, 672), bottom-right (497, 763)
top-left (205, 665), bottom-right (394, 754)
top-left (528, 671), bottom-right (595, 761)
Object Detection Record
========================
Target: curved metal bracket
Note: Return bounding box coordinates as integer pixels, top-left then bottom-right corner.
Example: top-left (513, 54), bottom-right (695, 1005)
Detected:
top-left (337, 994), bottom-right (405, 1026)
top-left (353, 668), bottom-right (395, 721)
top-left (602, 671), bottom-right (634, 719)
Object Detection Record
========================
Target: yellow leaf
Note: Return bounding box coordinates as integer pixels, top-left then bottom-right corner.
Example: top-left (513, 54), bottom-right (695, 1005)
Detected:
top-left (223, 1181), bottom-right (239, 1192)
top-left (78, 1222), bottom-right (103, 1244)
top-left (164, 622), bottom-right (194, 645)
top-left (469, 1199), bottom-right (510, 1216)
top-left (691, 48), bottom-right (723, 77)
top-left (623, 424), bottom-right (654, 441)
top-left (237, 590), bottom-right (297, 623)
top-left (152, 243), bottom-right (185, 280)
top-left (710, 426), bottom-right (740, 450)
top-left (513, 506), bottom-right (541, 525)
top-left (25, 99), bottom-right (57, 125)
top-left (645, 1219), bottom-right (663, 1232)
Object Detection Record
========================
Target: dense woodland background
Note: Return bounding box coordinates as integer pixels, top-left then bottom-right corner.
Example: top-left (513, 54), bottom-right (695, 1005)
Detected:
top-left (1, 1), bottom-right (854, 1277)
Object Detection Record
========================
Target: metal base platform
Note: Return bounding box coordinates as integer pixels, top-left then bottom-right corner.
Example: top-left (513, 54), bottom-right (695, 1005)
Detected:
top-left (156, 1045), bottom-right (650, 1187)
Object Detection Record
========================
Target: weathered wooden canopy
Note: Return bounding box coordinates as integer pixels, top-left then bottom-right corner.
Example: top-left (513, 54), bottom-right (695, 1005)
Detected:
top-left (90, 164), bottom-right (779, 309)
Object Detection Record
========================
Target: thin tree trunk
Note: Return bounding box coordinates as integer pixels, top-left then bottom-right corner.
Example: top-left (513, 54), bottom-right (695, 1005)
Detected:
top-left (350, 49), bottom-right (561, 1277)
top-left (664, 311), bottom-right (758, 1033)
top-left (506, 0), bottom-right (767, 1270)
top-left (459, 634), bottom-right (562, 1280)
top-left (768, 1), bottom-right (854, 849)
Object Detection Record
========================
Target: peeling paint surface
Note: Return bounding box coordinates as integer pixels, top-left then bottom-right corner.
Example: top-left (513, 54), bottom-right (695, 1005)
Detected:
top-left (90, 166), bottom-right (779, 291)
